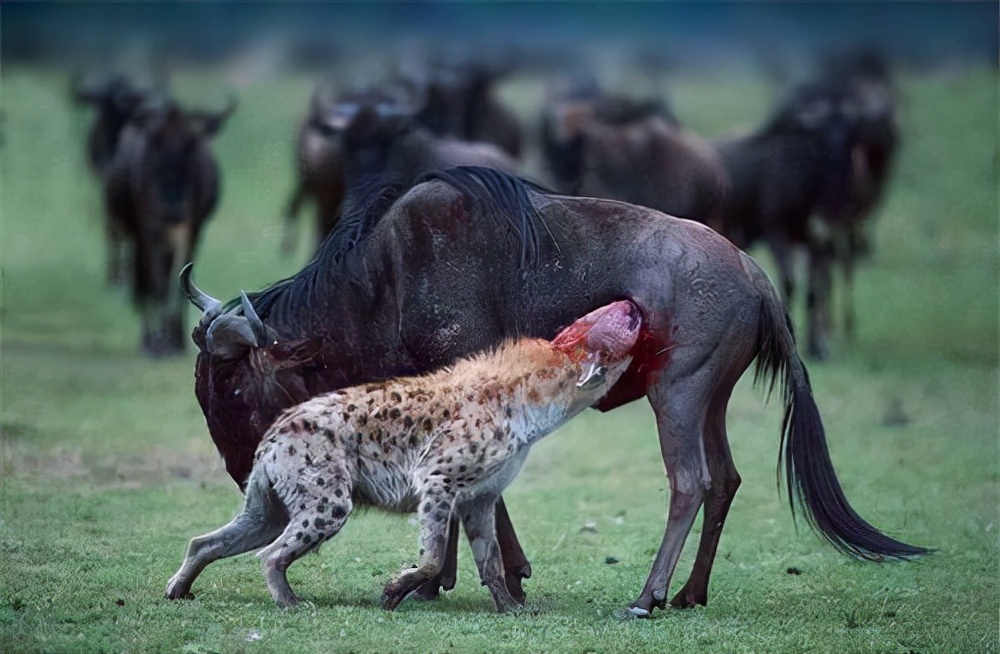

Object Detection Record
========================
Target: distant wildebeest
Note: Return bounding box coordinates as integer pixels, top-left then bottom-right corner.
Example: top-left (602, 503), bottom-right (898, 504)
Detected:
top-left (541, 84), bottom-right (728, 229)
top-left (817, 50), bottom-right (901, 337)
top-left (181, 165), bottom-right (928, 617)
top-left (166, 300), bottom-right (639, 611)
top-left (715, 80), bottom-right (860, 359)
top-left (72, 73), bottom-right (150, 284)
top-left (282, 83), bottom-right (348, 254)
top-left (282, 82), bottom-right (518, 252)
top-left (104, 95), bottom-right (235, 356)
top-left (409, 59), bottom-right (524, 159)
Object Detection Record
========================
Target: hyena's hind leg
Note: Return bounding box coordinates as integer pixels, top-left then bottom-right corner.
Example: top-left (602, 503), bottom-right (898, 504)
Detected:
top-left (459, 493), bottom-right (521, 612)
top-left (165, 471), bottom-right (287, 600)
top-left (382, 483), bottom-right (456, 610)
top-left (257, 464), bottom-right (354, 608)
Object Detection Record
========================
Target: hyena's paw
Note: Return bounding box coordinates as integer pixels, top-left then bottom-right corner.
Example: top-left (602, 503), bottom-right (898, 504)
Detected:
top-left (164, 576), bottom-right (195, 601)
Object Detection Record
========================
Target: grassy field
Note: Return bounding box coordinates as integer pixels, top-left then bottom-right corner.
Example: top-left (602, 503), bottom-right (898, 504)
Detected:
top-left (1, 62), bottom-right (997, 654)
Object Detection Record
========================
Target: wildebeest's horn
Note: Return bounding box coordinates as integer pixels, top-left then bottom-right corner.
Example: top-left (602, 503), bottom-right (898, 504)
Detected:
top-left (240, 291), bottom-right (271, 347)
top-left (179, 263), bottom-right (221, 314)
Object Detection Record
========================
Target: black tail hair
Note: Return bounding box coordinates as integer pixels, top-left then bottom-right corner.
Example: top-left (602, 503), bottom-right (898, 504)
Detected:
top-left (754, 290), bottom-right (932, 561)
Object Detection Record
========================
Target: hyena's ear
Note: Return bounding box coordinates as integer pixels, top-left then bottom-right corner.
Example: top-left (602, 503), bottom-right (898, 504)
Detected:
top-left (576, 355), bottom-right (607, 391)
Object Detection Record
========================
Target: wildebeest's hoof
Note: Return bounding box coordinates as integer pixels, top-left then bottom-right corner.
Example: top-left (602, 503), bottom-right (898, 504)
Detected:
top-left (504, 574), bottom-right (528, 605)
top-left (670, 588), bottom-right (707, 608)
top-left (623, 605), bottom-right (651, 619)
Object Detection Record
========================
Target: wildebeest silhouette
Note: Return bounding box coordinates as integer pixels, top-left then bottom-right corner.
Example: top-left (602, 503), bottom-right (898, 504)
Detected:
top-left (182, 166), bottom-right (928, 616)
top-left (104, 94), bottom-right (235, 356)
top-left (715, 80), bottom-right (859, 359)
top-left (541, 83), bottom-right (728, 229)
top-left (72, 72), bottom-right (151, 285)
top-left (283, 85), bottom-right (517, 252)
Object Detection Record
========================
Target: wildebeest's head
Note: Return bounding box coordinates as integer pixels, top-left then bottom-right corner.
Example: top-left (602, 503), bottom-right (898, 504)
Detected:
top-left (72, 73), bottom-right (149, 176)
top-left (111, 95), bottom-right (236, 356)
top-left (181, 265), bottom-right (325, 483)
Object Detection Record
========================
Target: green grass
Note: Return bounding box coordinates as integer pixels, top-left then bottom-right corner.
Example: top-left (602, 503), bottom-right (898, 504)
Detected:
top-left (1, 63), bottom-right (998, 653)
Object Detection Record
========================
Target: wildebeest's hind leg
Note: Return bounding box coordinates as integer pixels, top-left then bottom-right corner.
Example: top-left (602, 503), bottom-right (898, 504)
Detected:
top-left (630, 302), bottom-right (759, 616)
top-left (459, 494), bottom-right (521, 612)
top-left (165, 475), bottom-right (286, 600)
top-left (412, 498), bottom-right (529, 602)
top-left (670, 378), bottom-right (744, 608)
top-left (628, 377), bottom-right (708, 618)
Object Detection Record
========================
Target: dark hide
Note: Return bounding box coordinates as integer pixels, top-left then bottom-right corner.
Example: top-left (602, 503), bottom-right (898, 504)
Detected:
top-left (281, 86), bottom-right (518, 252)
top-left (187, 166), bottom-right (928, 615)
top-left (105, 96), bottom-right (234, 356)
top-left (282, 84), bottom-right (347, 253)
top-left (541, 90), bottom-right (727, 229)
top-left (72, 73), bottom-right (150, 285)
top-left (715, 81), bottom-right (858, 359)
top-left (412, 62), bottom-right (523, 158)
top-left (817, 51), bottom-right (901, 338)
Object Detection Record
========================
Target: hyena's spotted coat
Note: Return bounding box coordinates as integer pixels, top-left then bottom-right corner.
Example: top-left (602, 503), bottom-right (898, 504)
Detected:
top-left (165, 300), bottom-right (640, 610)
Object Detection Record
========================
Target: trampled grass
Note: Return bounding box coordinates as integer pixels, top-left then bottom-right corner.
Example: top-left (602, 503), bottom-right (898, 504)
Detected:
top-left (1, 63), bottom-right (997, 653)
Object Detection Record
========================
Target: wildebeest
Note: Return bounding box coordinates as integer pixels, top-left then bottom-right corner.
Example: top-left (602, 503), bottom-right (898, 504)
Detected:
top-left (166, 300), bottom-right (639, 611)
top-left (541, 84), bottom-right (728, 229)
top-left (181, 165), bottom-right (928, 616)
top-left (409, 59), bottom-right (523, 159)
top-left (715, 80), bottom-right (859, 359)
top-left (282, 83), bottom-right (348, 254)
top-left (817, 50), bottom-right (901, 336)
top-left (72, 73), bottom-right (151, 284)
top-left (105, 95), bottom-right (235, 356)
top-left (282, 83), bottom-right (517, 251)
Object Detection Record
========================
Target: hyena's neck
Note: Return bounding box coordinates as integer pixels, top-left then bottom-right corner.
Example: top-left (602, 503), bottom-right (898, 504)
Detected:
top-left (490, 351), bottom-right (582, 447)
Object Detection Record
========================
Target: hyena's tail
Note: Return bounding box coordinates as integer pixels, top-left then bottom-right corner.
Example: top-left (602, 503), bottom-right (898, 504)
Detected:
top-left (747, 253), bottom-right (932, 561)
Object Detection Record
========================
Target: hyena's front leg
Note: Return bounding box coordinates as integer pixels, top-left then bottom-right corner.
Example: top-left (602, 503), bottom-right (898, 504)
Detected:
top-left (382, 487), bottom-right (455, 610)
top-left (459, 494), bottom-right (521, 612)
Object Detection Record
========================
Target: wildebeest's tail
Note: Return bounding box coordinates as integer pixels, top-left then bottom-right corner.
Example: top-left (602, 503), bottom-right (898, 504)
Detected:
top-left (750, 257), bottom-right (932, 560)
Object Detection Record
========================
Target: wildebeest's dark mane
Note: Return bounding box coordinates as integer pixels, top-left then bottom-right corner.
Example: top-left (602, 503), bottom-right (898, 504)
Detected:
top-left (233, 166), bottom-right (555, 329)
top-left (420, 166), bottom-right (554, 269)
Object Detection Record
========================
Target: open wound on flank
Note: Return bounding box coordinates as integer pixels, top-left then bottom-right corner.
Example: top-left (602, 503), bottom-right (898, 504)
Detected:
top-left (166, 300), bottom-right (640, 611)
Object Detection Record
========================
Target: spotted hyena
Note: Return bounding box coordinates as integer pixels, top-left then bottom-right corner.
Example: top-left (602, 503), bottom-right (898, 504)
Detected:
top-left (165, 300), bottom-right (641, 611)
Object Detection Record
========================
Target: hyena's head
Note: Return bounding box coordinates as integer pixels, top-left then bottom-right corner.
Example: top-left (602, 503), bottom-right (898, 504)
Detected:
top-left (551, 300), bottom-right (642, 407)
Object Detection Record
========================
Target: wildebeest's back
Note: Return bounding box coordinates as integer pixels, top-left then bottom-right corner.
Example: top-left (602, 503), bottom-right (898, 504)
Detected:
top-left (367, 177), bottom-right (754, 393)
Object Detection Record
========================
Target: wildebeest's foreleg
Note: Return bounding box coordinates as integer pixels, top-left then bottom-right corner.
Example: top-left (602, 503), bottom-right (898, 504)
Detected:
top-left (494, 497), bottom-right (531, 602)
top-left (412, 499), bottom-right (529, 603)
top-left (806, 242), bottom-right (834, 360)
top-left (767, 237), bottom-right (796, 304)
top-left (382, 490), bottom-right (455, 610)
top-left (459, 494), bottom-right (521, 612)
top-left (629, 377), bottom-right (710, 618)
top-left (281, 182), bottom-right (307, 255)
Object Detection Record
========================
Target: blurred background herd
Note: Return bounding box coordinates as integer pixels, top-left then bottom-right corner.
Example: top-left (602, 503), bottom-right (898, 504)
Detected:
top-left (4, 3), bottom-right (997, 360)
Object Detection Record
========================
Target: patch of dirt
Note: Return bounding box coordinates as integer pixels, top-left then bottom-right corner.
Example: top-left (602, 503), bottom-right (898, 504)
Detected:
top-left (5, 442), bottom-right (229, 489)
